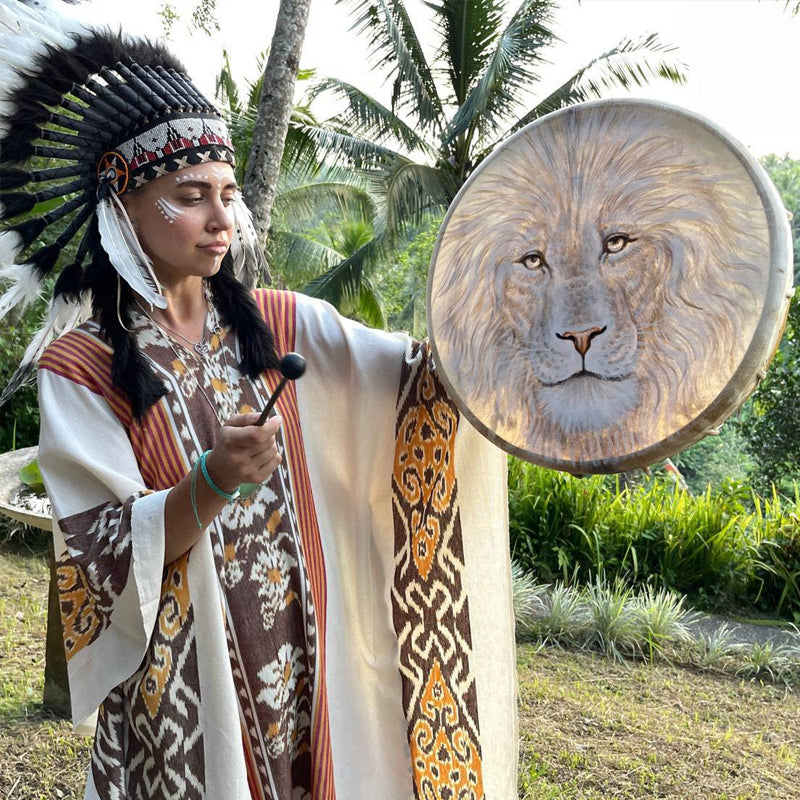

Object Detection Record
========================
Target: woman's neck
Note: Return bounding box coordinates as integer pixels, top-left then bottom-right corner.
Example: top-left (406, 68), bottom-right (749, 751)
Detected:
top-left (138, 277), bottom-right (208, 337)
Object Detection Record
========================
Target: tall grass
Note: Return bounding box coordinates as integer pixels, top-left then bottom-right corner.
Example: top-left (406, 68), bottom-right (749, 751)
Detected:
top-left (508, 459), bottom-right (800, 619)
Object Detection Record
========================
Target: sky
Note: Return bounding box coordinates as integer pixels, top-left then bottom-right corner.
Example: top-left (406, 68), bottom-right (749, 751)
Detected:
top-left (73, 0), bottom-right (800, 159)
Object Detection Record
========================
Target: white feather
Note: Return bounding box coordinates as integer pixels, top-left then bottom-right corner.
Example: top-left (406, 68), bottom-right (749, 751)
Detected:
top-left (96, 195), bottom-right (168, 309)
top-left (22, 293), bottom-right (89, 365)
top-left (0, 230), bottom-right (22, 268)
top-left (0, 291), bottom-right (91, 405)
top-left (231, 193), bottom-right (267, 288)
top-left (0, 0), bottom-right (86, 110)
top-left (0, 262), bottom-right (42, 320)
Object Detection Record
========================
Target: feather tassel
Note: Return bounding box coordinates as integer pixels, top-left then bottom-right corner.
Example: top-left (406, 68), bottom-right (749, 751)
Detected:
top-left (0, 292), bottom-right (91, 406)
top-left (0, 262), bottom-right (42, 320)
top-left (0, 229), bottom-right (22, 267)
top-left (96, 194), bottom-right (167, 309)
top-left (231, 193), bottom-right (269, 289)
top-left (0, 192), bottom-right (37, 220)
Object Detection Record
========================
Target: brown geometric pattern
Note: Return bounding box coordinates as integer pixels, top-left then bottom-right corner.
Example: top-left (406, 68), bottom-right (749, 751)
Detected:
top-left (391, 342), bottom-right (485, 800)
top-left (91, 554), bottom-right (203, 799)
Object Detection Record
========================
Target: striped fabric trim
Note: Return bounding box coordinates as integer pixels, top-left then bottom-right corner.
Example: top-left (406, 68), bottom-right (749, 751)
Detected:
top-left (39, 329), bottom-right (133, 427)
top-left (254, 290), bottom-right (336, 800)
top-left (39, 327), bottom-right (188, 491)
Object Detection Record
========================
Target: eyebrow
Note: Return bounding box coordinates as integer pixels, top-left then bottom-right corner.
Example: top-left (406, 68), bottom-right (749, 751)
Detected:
top-left (175, 179), bottom-right (239, 191)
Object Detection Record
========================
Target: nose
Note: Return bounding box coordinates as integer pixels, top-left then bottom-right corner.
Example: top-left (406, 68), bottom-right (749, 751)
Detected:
top-left (556, 325), bottom-right (607, 356)
top-left (207, 197), bottom-right (234, 233)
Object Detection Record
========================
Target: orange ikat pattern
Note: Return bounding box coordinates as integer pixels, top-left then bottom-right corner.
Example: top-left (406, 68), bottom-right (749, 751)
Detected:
top-left (391, 341), bottom-right (485, 800)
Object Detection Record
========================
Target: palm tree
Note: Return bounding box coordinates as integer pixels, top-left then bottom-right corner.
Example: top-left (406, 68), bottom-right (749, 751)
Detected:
top-left (242, 0), bottom-right (313, 252)
top-left (216, 53), bottom-right (384, 326)
top-left (295, 0), bottom-right (687, 308)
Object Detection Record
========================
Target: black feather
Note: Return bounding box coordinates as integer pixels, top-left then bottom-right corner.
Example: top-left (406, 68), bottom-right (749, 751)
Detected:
top-left (53, 259), bottom-right (85, 301)
top-left (29, 243), bottom-right (61, 279)
top-left (0, 362), bottom-right (36, 409)
top-left (5, 122), bottom-right (40, 147)
top-left (0, 169), bottom-right (30, 190)
top-left (0, 138), bottom-right (34, 163)
top-left (12, 218), bottom-right (47, 248)
top-left (0, 193), bottom-right (37, 220)
top-left (19, 77), bottom-right (63, 109)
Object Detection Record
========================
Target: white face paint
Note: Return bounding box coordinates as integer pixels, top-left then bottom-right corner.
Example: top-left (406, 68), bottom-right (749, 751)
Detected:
top-left (154, 197), bottom-right (184, 224)
top-left (174, 164), bottom-right (231, 190)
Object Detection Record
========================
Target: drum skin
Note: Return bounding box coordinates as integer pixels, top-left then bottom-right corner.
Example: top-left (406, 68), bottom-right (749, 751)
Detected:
top-left (427, 99), bottom-right (794, 474)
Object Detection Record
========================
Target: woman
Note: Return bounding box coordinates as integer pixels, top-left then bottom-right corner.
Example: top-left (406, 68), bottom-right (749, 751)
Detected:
top-left (0, 7), bottom-right (515, 799)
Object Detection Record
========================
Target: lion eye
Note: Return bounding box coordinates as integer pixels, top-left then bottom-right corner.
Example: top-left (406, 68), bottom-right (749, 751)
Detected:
top-left (518, 251), bottom-right (546, 271)
top-left (603, 234), bottom-right (634, 255)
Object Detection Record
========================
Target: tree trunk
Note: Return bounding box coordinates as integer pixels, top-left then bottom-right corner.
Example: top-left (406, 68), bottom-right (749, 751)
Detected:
top-left (243, 0), bottom-right (312, 259)
top-left (44, 543), bottom-right (70, 717)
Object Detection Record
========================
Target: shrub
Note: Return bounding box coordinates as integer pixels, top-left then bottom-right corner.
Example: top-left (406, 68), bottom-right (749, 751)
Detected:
top-left (508, 458), bottom-right (798, 618)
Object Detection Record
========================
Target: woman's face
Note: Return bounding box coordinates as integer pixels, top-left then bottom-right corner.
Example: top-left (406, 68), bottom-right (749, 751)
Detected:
top-left (124, 162), bottom-right (238, 287)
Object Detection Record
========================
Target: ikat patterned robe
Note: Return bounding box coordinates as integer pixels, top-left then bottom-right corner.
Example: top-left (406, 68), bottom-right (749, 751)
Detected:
top-left (38, 290), bottom-right (517, 800)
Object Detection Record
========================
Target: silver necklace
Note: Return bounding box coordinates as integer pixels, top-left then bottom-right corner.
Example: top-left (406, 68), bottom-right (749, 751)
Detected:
top-left (136, 300), bottom-right (235, 424)
top-left (137, 301), bottom-right (218, 357)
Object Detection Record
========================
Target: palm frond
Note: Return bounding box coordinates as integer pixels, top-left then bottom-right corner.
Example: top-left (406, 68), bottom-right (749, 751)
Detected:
top-left (311, 78), bottom-right (435, 156)
top-left (377, 159), bottom-right (457, 233)
top-left (353, 276), bottom-right (387, 328)
top-left (288, 122), bottom-right (403, 174)
top-left (215, 48), bottom-right (240, 114)
top-left (303, 235), bottom-right (388, 308)
top-left (268, 230), bottom-right (347, 289)
top-left (276, 181), bottom-right (376, 231)
top-left (337, 0), bottom-right (444, 129)
top-left (429, 0), bottom-right (505, 106)
top-left (444, 0), bottom-right (556, 144)
top-left (497, 33), bottom-right (688, 144)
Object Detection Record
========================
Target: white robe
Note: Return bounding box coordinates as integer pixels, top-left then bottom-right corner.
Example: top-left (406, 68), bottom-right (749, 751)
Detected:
top-left (38, 290), bottom-right (517, 800)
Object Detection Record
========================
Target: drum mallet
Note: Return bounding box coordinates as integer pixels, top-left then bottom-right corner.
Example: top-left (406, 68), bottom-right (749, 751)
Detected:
top-left (256, 352), bottom-right (306, 425)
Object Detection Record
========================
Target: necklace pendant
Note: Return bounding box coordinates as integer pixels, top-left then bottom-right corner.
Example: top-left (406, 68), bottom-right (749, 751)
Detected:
top-left (194, 341), bottom-right (210, 356)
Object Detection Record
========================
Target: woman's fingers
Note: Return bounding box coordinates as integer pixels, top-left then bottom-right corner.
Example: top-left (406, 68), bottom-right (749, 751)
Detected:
top-left (206, 415), bottom-right (283, 488)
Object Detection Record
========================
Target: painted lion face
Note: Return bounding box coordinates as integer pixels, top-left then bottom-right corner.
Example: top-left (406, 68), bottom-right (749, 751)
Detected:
top-left (430, 102), bottom-right (784, 472)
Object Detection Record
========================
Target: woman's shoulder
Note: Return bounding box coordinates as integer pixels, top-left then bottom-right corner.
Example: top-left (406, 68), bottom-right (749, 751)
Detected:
top-left (38, 321), bottom-right (113, 385)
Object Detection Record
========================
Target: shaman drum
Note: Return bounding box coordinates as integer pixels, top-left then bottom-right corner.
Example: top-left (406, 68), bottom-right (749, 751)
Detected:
top-left (427, 99), bottom-right (794, 474)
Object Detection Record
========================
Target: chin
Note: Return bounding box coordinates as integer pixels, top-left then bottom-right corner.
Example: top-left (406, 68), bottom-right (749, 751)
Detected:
top-left (535, 375), bottom-right (639, 434)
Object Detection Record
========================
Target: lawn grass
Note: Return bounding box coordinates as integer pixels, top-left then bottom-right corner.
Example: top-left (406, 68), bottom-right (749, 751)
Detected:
top-left (2, 531), bottom-right (799, 798)
top-left (517, 645), bottom-right (800, 798)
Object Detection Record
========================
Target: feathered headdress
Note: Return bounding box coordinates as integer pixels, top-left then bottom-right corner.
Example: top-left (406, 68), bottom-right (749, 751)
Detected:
top-left (0, 0), bottom-right (266, 402)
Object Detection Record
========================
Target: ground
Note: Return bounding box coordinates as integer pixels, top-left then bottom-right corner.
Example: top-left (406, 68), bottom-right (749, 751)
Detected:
top-left (2, 531), bottom-right (799, 798)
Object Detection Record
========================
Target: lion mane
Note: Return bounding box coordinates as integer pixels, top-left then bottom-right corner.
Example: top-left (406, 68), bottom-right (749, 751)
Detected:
top-left (430, 104), bottom-right (770, 468)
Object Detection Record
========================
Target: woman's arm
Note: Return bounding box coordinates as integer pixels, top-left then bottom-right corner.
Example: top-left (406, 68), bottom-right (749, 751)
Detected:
top-left (163, 413), bottom-right (282, 563)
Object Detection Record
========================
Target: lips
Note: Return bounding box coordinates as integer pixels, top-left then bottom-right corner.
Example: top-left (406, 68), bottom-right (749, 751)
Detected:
top-left (198, 241), bottom-right (229, 255)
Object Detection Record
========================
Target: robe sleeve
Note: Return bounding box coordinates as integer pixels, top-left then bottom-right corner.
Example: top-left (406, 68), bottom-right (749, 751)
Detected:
top-left (289, 293), bottom-right (517, 799)
top-left (38, 366), bottom-right (167, 728)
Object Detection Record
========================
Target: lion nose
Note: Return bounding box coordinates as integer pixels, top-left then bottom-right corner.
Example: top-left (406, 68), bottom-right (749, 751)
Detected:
top-left (556, 325), bottom-right (607, 356)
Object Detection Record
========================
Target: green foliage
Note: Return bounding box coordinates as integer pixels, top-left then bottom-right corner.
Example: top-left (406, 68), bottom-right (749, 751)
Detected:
top-left (378, 217), bottom-right (440, 337)
top-left (297, 0), bottom-right (686, 309)
top-left (0, 303), bottom-right (43, 453)
top-left (673, 422), bottom-right (756, 494)
top-left (508, 458), bottom-right (800, 618)
top-left (17, 459), bottom-right (44, 494)
top-left (736, 154), bottom-right (800, 492)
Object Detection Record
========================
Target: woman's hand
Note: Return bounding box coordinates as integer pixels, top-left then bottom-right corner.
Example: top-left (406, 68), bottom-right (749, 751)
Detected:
top-left (205, 414), bottom-right (283, 493)
top-left (163, 414), bottom-right (283, 565)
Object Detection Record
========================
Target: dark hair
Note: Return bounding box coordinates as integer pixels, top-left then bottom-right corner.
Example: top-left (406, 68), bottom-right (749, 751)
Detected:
top-left (85, 219), bottom-right (279, 419)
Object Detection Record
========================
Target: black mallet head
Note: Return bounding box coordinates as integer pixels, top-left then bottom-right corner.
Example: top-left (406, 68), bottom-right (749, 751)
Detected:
top-left (256, 352), bottom-right (307, 425)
